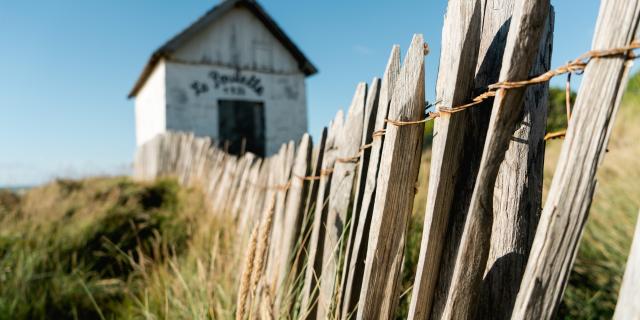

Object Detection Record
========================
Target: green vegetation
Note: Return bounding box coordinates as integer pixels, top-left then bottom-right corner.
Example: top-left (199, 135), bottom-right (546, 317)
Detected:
top-left (546, 87), bottom-right (575, 133)
top-left (0, 177), bottom-right (237, 319)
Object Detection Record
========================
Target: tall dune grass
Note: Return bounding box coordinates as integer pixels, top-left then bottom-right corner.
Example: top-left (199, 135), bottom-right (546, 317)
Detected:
top-left (0, 177), bottom-right (238, 319)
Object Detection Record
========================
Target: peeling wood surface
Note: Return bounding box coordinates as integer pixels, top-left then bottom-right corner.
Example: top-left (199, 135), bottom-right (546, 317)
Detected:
top-left (479, 6), bottom-right (554, 320)
top-left (408, 1), bottom-right (482, 318)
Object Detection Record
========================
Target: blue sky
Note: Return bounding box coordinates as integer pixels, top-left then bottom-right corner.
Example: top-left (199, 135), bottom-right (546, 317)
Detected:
top-left (0, 1), bottom-right (610, 186)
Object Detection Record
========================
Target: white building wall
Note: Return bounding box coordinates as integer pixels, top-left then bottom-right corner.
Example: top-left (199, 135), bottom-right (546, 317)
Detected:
top-left (135, 61), bottom-right (166, 146)
top-left (165, 61), bottom-right (307, 155)
top-left (135, 6), bottom-right (309, 155)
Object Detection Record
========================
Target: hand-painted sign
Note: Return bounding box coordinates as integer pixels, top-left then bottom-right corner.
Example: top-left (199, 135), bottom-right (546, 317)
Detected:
top-left (209, 71), bottom-right (264, 95)
top-left (189, 70), bottom-right (264, 97)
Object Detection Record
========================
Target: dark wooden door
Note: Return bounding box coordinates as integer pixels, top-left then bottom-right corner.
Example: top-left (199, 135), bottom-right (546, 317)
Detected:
top-left (218, 100), bottom-right (265, 156)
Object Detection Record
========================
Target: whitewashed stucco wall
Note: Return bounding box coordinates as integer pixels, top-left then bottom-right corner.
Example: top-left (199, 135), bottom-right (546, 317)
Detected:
top-left (134, 6), bottom-right (309, 155)
top-left (135, 61), bottom-right (166, 146)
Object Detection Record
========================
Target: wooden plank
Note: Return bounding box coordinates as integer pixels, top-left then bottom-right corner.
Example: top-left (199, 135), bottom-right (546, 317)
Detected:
top-left (225, 153), bottom-right (255, 221)
top-left (235, 157), bottom-right (263, 232)
top-left (240, 157), bottom-right (270, 232)
top-left (614, 211), bottom-right (640, 320)
top-left (440, 0), bottom-right (550, 318)
top-left (231, 154), bottom-right (258, 220)
top-left (407, 1), bottom-right (483, 318)
top-left (477, 6), bottom-right (554, 320)
top-left (316, 82), bottom-right (367, 319)
top-left (274, 134), bottom-right (312, 314)
top-left (513, 1), bottom-right (640, 318)
top-left (339, 46), bottom-right (400, 320)
top-left (335, 77), bottom-right (381, 319)
top-left (299, 111), bottom-right (344, 319)
top-left (288, 128), bottom-right (327, 318)
top-left (357, 34), bottom-right (426, 319)
top-left (262, 146), bottom-right (286, 263)
top-left (267, 142), bottom-right (295, 288)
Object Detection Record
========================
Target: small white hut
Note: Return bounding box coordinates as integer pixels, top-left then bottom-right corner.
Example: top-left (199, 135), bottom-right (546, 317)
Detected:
top-left (129, 0), bottom-right (317, 156)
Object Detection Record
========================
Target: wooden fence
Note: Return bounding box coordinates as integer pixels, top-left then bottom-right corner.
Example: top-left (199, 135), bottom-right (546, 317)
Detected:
top-left (134, 0), bottom-right (640, 319)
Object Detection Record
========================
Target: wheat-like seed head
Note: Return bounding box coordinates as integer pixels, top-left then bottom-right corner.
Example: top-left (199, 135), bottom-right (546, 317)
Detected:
top-left (236, 225), bottom-right (259, 320)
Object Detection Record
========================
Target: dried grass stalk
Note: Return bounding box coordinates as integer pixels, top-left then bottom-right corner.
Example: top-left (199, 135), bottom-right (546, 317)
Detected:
top-left (236, 225), bottom-right (259, 320)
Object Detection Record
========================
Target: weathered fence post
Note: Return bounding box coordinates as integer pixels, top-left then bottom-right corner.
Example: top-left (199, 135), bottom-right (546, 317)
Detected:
top-left (614, 210), bottom-right (640, 320)
top-left (274, 134), bottom-right (312, 314)
top-left (285, 129), bottom-right (327, 317)
top-left (300, 111), bottom-right (344, 319)
top-left (316, 83), bottom-right (367, 319)
top-left (441, 0), bottom-right (550, 318)
top-left (513, 1), bottom-right (640, 318)
top-left (357, 34), bottom-right (426, 320)
top-left (408, 1), bottom-right (482, 318)
top-left (339, 46), bottom-right (400, 320)
top-left (479, 6), bottom-right (554, 320)
top-left (333, 77), bottom-right (380, 319)
top-left (266, 141), bottom-right (295, 290)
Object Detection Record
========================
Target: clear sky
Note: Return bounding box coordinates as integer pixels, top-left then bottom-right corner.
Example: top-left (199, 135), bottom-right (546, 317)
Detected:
top-left (0, 0), bottom-right (613, 186)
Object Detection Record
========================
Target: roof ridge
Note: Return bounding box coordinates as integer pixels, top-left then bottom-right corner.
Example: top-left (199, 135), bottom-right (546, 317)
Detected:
top-left (128, 0), bottom-right (317, 99)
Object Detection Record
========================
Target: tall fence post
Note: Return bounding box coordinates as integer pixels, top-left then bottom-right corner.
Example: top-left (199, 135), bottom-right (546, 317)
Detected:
top-left (299, 110), bottom-right (344, 319)
top-left (513, 1), bottom-right (640, 318)
top-left (316, 83), bottom-right (367, 319)
top-left (339, 46), bottom-right (400, 320)
top-left (274, 134), bottom-right (313, 314)
top-left (357, 34), bottom-right (426, 320)
top-left (479, 5), bottom-right (554, 320)
top-left (334, 76), bottom-right (380, 319)
top-left (408, 1), bottom-right (482, 318)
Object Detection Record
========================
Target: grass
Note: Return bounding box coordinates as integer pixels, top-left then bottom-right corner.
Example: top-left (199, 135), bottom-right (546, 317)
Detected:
top-left (0, 177), bottom-right (238, 319)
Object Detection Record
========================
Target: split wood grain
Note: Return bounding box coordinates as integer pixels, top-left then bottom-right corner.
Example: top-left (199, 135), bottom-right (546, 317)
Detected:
top-left (357, 34), bottom-right (426, 320)
top-left (441, 0), bottom-right (550, 318)
top-left (478, 7), bottom-right (554, 319)
top-left (408, 1), bottom-right (483, 318)
top-left (512, 1), bottom-right (640, 318)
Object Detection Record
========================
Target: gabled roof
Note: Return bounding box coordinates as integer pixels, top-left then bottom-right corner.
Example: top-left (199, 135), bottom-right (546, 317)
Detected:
top-left (128, 0), bottom-right (317, 98)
